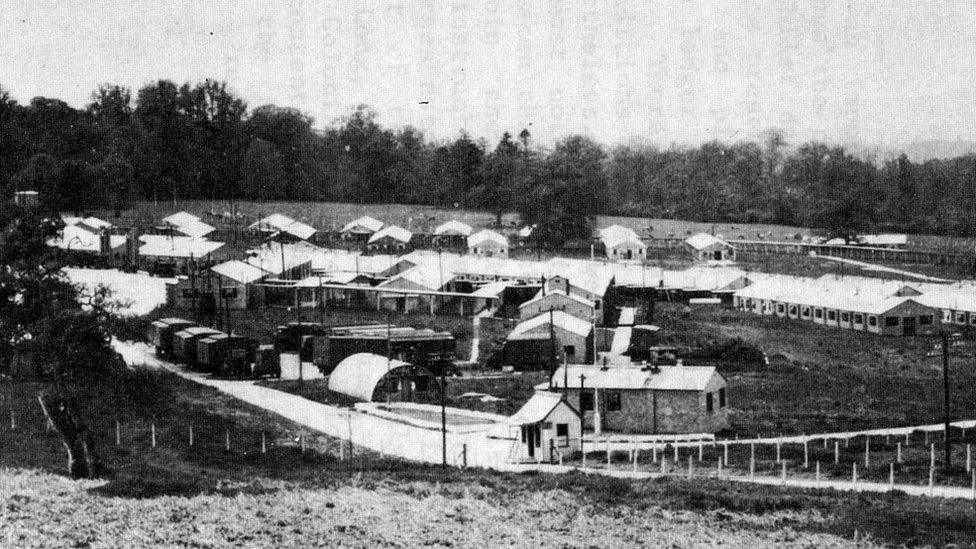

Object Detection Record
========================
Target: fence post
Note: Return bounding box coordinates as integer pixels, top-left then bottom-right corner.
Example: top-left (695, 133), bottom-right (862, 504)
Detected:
top-left (971, 470), bottom-right (975, 502)
top-left (749, 454), bottom-right (755, 479)
top-left (929, 466), bottom-right (935, 496)
top-left (673, 443), bottom-right (678, 462)
top-left (632, 447), bottom-right (638, 472)
top-left (865, 437), bottom-right (870, 468)
top-left (225, 429), bottom-right (230, 452)
top-left (115, 420), bottom-right (121, 447)
top-left (687, 455), bottom-right (693, 479)
top-left (776, 440), bottom-right (781, 463)
top-left (606, 437), bottom-right (611, 466)
top-left (967, 444), bottom-right (972, 473)
top-left (189, 425), bottom-right (193, 447)
top-left (823, 437), bottom-right (828, 449)
top-left (852, 463), bottom-right (857, 491)
top-left (300, 433), bottom-right (306, 455)
top-left (906, 431), bottom-right (910, 446)
top-left (651, 442), bottom-right (657, 463)
top-left (889, 463), bottom-right (894, 488)
top-left (896, 441), bottom-right (902, 463)
top-left (661, 455), bottom-right (667, 475)
top-left (815, 460), bottom-right (821, 486)
top-left (339, 437), bottom-right (344, 460)
top-left (803, 440), bottom-right (809, 469)
top-left (9, 409), bottom-right (14, 430)
top-left (717, 456), bottom-right (723, 478)
top-left (723, 442), bottom-right (728, 466)
top-left (151, 422), bottom-right (156, 448)
top-left (834, 441), bottom-right (839, 464)
top-left (261, 432), bottom-right (267, 454)
top-left (698, 440), bottom-right (703, 462)
top-left (750, 442), bottom-right (755, 468)
top-left (925, 431), bottom-right (929, 445)
top-left (930, 443), bottom-right (935, 469)
top-left (780, 461), bottom-right (786, 485)
top-left (463, 444), bottom-right (468, 468)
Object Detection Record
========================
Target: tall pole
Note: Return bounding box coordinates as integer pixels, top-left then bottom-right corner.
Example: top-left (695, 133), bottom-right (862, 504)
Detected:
top-left (943, 331), bottom-right (952, 468)
top-left (441, 366), bottom-right (447, 468)
top-left (548, 307), bottom-right (557, 389)
top-left (563, 354), bottom-right (568, 399)
top-left (579, 373), bottom-right (586, 458)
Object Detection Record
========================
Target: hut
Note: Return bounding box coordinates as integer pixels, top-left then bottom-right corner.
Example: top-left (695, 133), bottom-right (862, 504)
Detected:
top-left (518, 289), bottom-right (599, 325)
top-left (550, 363), bottom-right (729, 434)
top-left (432, 220), bottom-right (472, 248)
top-left (507, 310), bottom-right (594, 364)
top-left (599, 225), bottom-right (646, 261)
top-left (248, 213), bottom-right (317, 241)
top-left (210, 260), bottom-right (268, 309)
top-left (508, 391), bottom-right (581, 462)
top-left (685, 233), bottom-right (736, 262)
top-left (340, 216), bottom-right (384, 242)
top-left (327, 353), bottom-right (439, 403)
top-left (467, 229), bottom-right (509, 258)
top-left (367, 225), bottom-right (413, 253)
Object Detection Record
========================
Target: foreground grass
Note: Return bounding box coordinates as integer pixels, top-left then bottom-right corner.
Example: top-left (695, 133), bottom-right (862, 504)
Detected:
top-left (4, 368), bottom-right (976, 546)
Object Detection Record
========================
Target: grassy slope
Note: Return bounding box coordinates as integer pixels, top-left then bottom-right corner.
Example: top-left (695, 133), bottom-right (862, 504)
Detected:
top-left (3, 367), bottom-right (976, 546)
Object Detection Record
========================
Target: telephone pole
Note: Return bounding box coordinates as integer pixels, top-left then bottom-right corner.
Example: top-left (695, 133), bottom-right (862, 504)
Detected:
top-left (943, 331), bottom-right (952, 468)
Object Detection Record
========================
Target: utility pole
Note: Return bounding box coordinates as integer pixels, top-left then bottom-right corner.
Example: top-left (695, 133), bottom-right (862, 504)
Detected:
top-left (441, 365), bottom-right (447, 468)
top-left (548, 307), bottom-right (557, 389)
top-left (579, 373), bottom-right (586, 458)
top-left (943, 331), bottom-right (952, 469)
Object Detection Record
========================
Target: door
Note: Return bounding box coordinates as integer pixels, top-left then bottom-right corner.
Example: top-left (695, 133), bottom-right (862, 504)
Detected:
top-left (903, 316), bottom-right (916, 336)
top-left (524, 426), bottom-right (536, 458)
top-left (624, 249), bottom-right (632, 260)
top-left (713, 250), bottom-right (723, 260)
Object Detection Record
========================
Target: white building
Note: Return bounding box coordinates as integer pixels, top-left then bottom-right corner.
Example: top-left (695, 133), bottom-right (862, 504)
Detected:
top-left (685, 233), bottom-right (736, 262)
top-left (468, 229), bottom-right (509, 258)
top-left (599, 225), bottom-right (646, 261)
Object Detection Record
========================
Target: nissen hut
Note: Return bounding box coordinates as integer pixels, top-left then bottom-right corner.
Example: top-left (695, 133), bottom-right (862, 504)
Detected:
top-left (550, 363), bottom-right (729, 434)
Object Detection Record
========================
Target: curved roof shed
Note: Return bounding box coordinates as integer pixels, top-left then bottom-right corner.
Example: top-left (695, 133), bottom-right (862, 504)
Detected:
top-left (328, 352), bottom-right (415, 402)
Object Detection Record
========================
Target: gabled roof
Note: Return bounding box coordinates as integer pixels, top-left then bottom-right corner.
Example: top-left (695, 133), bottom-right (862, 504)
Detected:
top-left (434, 220), bottom-right (473, 236)
top-left (244, 241), bottom-right (319, 275)
top-left (468, 229), bottom-right (508, 248)
top-left (211, 260), bottom-right (268, 284)
top-left (47, 224), bottom-right (125, 252)
top-left (508, 391), bottom-right (577, 425)
top-left (551, 364), bottom-right (721, 391)
top-left (509, 310), bottom-right (593, 339)
top-left (162, 211), bottom-right (201, 227)
top-left (368, 225), bottom-right (412, 244)
top-left (341, 216), bottom-right (383, 234)
top-left (470, 281), bottom-right (510, 298)
top-left (174, 219), bottom-right (216, 238)
top-left (858, 234), bottom-right (908, 246)
top-left (327, 353), bottom-right (415, 402)
top-left (248, 214), bottom-right (317, 240)
top-left (601, 228), bottom-right (645, 250)
top-left (139, 235), bottom-right (225, 258)
top-left (686, 232), bottom-right (732, 250)
top-left (78, 216), bottom-right (112, 230)
top-left (518, 288), bottom-right (595, 310)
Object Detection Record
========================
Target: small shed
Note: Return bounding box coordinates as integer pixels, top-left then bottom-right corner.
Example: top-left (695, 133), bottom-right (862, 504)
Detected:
top-left (468, 229), bottom-right (509, 258)
top-left (550, 363), bottom-right (729, 434)
top-left (599, 225), bottom-right (646, 261)
top-left (507, 310), bottom-right (594, 364)
top-left (211, 260), bottom-right (268, 309)
top-left (685, 233), bottom-right (736, 262)
top-left (432, 220), bottom-right (472, 247)
top-left (327, 353), bottom-right (439, 403)
top-left (508, 391), bottom-right (581, 463)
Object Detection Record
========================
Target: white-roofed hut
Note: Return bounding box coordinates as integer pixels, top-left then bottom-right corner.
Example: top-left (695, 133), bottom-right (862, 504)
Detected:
top-left (432, 220), bottom-right (473, 248)
top-left (505, 310), bottom-right (594, 367)
top-left (367, 225), bottom-right (413, 253)
top-left (327, 353), bottom-right (439, 403)
top-left (508, 391), bottom-right (581, 463)
top-left (467, 229), bottom-right (509, 258)
top-left (685, 233), bottom-right (736, 262)
top-left (340, 216), bottom-right (384, 242)
top-left (550, 363), bottom-right (729, 434)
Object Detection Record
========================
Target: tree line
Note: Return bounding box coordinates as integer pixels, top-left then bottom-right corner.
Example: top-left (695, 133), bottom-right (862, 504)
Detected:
top-left (3, 79), bottom-right (976, 243)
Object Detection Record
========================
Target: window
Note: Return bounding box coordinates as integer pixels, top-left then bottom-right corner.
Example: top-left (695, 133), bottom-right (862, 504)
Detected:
top-left (801, 307), bottom-right (810, 318)
top-left (957, 312), bottom-right (966, 324)
top-left (789, 305), bottom-right (797, 316)
top-left (580, 390), bottom-right (594, 411)
top-left (970, 314), bottom-right (976, 326)
top-left (595, 300), bottom-right (601, 310)
top-left (719, 388), bottom-right (727, 408)
top-left (841, 312), bottom-right (850, 322)
top-left (605, 391), bottom-right (621, 412)
top-left (868, 316), bottom-right (877, 327)
top-left (920, 315), bottom-right (933, 325)
top-left (943, 311), bottom-right (952, 323)
top-left (220, 287), bottom-right (238, 299)
top-left (853, 314), bottom-right (863, 324)
top-left (814, 308), bottom-right (823, 319)
top-left (885, 317), bottom-right (899, 327)
top-left (827, 310), bottom-right (837, 321)
top-left (706, 392), bottom-right (714, 413)
top-left (556, 423), bottom-right (569, 437)
top-left (563, 345), bottom-right (576, 358)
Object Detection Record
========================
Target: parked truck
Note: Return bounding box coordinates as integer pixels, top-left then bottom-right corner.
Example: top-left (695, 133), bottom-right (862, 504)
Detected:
top-left (149, 318), bottom-right (196, 357)
top-left (172, 327), bottom-right (224, 366)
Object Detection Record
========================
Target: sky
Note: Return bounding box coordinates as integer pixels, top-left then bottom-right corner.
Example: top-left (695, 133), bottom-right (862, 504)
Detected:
top-left (3, 0), bottom-right (976, 151)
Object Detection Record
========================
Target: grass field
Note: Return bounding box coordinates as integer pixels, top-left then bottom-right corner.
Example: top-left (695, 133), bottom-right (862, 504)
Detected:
top-left (5, 367), bottom-right (976, 546)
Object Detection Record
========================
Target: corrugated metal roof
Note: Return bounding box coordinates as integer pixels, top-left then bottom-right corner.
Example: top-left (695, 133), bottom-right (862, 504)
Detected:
top-left (327, 353), bottom-right (413, 402)
top-left (175, 219), bottom-right (216, 238)
top-left (162, 211), bottom-right (201, 227)
top-left (47, 225), bottom-right (125, 252)
top-left (599, 225), bottom-right (644, 249)
top-left (139, 235), bottom-right (224, 258)
top-left (518, 288), bottom-right (595, 310)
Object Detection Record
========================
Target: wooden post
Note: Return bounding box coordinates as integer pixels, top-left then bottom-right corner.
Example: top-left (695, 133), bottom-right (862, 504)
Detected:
top-left (889, 463), bottom-right (894, 488)
top-left (845, 437), bottom-right (849, 448)
top-left (852, 463), bottom-right (857, 490)
top-left (687, 455), bottom-right (693, 479)
top-left (717, 456), bottom-right (723, 478)
top-left (750, 442), bottom-right (755, 467)
top-left (931, 443), bottom-right (936, 469)
top-left (261, 432), bottom-right (267, 454)
top-left (300, 433), bottom-right (306, 455)
top-left (115, 420), bottom-right (120, 447)
top-left (151, 422), bottom-right (156, 448)
top-left (673, 443), bottom-right (678, 462)
top-left (925, 431), bottom-right (929, 445)
top-left (189, 425), bottom-right (193, 447)
top-left (9, 409), bottom-right (14, 430)
top-left (651, 443), bottom-right (657, 463)
top-left (968, 443), bottom-right (972, 473)
top-left (776, 440), bottom-right (781, 463)
top-left (463, 444), bottom-right (468, 468)
top-left (225, 429), bottom-right (230, 451)
top-left (929, 466), bottom-right (935, 495)
top-left (823, 437), bottom-right (828, 449)
top-left (896, 441), bottom-right (902, 463)
top-left (632, 448), bottom-right (638, 472)
top-left (780, 461), bottom-right (786, 485)
top-left (339, 438), bottom-right (344, 460)
top-left (834, 441), bottom-right (839, 464)
top-left (906, 431), bottom-right (910, 445)
top-left (803, 440), bottom-right (809, 469)
top-left (698, 440), bottom-right (703, 462)
top-left (815, 460), bottom-right (821, 486)
top-left (749, 454), bottom-right (755, 478)
top-left (606, 438), bottom-right (611, 466)
top-left (723, 442), bottom-right (729, 466)
top-left (865, 437), bottom-right (870, 468)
